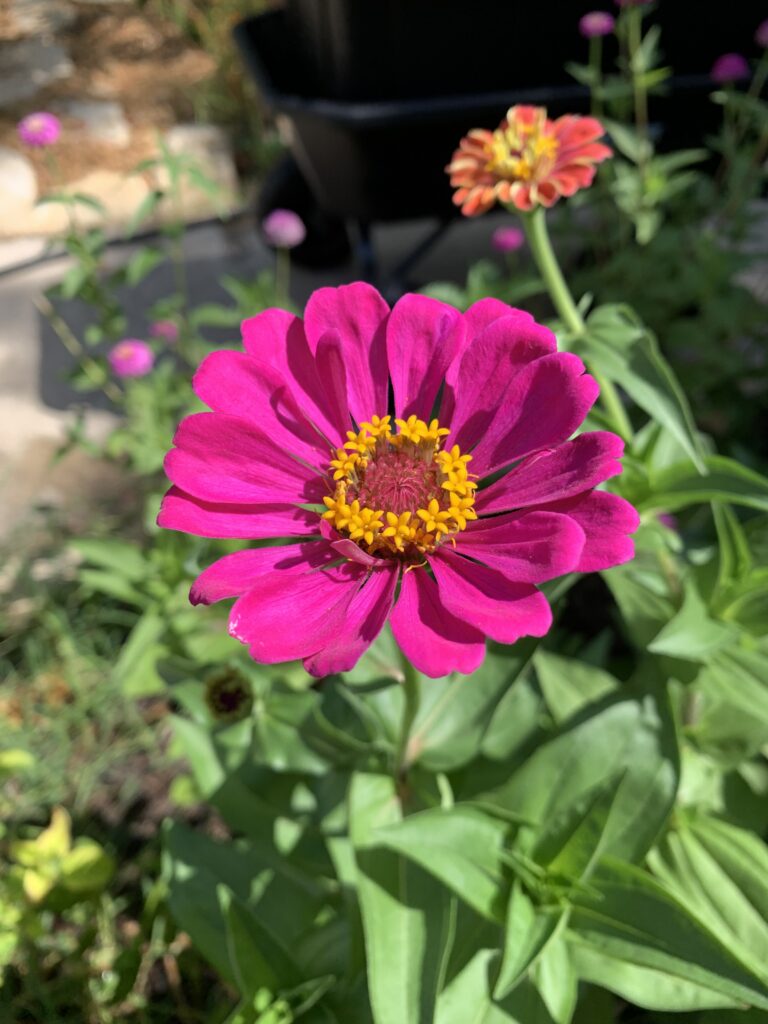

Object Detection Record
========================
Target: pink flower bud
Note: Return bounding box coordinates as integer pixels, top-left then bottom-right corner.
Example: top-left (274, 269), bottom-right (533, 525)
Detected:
top-left (108, 339), bottom-right (154, 378)
top-left (710, 53), bottom-right (750, 83)
top-left (262, 209), bottom-right (307, 249)
top-left (492, 226), bottom-right (525, 253)
top-left (756, 19), bottom-right (768, 48)
top-left (17, 111), bottom-right (61, 148)
top-left (149, 320), bottom-right (180, 344)
top-left (579, 11), bottom-right (616, 37)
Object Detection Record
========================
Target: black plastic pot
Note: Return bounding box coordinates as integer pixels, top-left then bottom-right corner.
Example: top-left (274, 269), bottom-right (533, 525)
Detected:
top-left (283, 0), bottom-right (763, 102)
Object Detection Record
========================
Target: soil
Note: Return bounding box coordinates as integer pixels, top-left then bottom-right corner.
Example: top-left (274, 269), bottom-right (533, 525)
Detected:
top-left (0, 4), bottom-right (216, 189)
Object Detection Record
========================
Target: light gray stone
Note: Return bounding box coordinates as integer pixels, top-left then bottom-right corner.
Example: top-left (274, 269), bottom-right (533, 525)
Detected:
top-left (0, 37), bottom-right (73, 107)
top-left (0, 146), bottom-right (38, 230)
top-left (56, 98), bottom-right (131, 147)
top-left (1, 0), bottom-right (76, 38)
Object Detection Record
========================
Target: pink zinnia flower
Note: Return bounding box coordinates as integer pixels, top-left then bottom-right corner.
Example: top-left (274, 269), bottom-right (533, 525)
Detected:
top-left (580, 11), bottom-right (616, 37)
top-left (262, 208), bottom-right (306, 249)
top-left (757, 19), bottom-right (768, 48)
top-left (108, 339), bottom-right (154, 378)
top-left (150, 320), bottom-right (180, 344)
top-left (492, 226), bottom-right (525, 253)
top-left (447, 105), bottom-right (612, 216)
top-left (159, 284), bottom-right (638, 678)
top-left (710, 53), bottom-right (751, 84)
top-left (17, 112), bottom-right (61, 148)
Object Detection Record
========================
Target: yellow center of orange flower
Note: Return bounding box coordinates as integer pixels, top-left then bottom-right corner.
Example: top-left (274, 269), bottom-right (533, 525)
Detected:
top-left (322, 415), bottom-right (477, 559)
top-left (486, 111), bottom-right (559, 183)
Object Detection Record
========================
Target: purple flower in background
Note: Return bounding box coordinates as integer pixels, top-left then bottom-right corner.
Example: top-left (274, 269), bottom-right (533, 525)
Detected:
top-left (710, 53), bottom-right (750, 83)
top-left (150, 320), bottom-right (180, 344)
top-left (756, 19), bottom-right (768, 48)
top-left (108, 339), bottom-right (154, 378)
top-left (615, 0), bottom-right (650, 7)
top-left (262, 209), bottom-right (307, 249)
top-left (17, 112), bottom-right (61, 148)
top-left (492, 226), bottom-right (525, 253)
top-left (658, 513), bottom-right (679, 532)
top-left (579, 11), bottom-right (616, 37)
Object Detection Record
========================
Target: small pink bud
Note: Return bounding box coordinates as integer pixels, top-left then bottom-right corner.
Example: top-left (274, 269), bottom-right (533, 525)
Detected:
top-left (579, 11), bottom-right (616, 37)
top-left (149, 320), bottom-right (180, 344)
top-left (17, 111), bottom-right (61, 148)
top-left (108, 339), bottom-right (154, 378)
top-left (492, 226), bottom-right (525, 253)
top-left (756, 19), bottom-right (768, 48)
top-left (262, 208), bottom-right (307, 249)
top-left (710, 53), bottom-right (750, 83)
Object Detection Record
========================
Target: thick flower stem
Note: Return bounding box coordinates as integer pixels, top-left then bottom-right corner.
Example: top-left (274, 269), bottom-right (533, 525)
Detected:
top-left (522, 207), bottom-right (634, 443)
top-left (394, 655), bottom-right (420, 780)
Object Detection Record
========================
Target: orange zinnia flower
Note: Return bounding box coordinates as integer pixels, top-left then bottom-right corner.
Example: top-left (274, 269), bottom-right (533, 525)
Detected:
top-left (447, 105), bottom-right (612, 216)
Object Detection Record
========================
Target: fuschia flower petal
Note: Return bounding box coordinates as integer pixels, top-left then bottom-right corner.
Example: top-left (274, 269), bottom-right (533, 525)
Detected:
top-left (303, 283), bottom-right (389, 422)
top-left (463, 298), bottom-right (523, 335)
top-left (476, 431), bottom-right (625, 514)
top-left (446, 314), bottom-right (557, 451)
top-left (541, 490), bottom-right (640, 572)
top-left (470, 352), bottom-right (599, 476)
top-left (241, 309), bottom-right (348, 443)
top-left (386, 294), bottom-right (467, 420)
top-left (229, 562), bottom-right (366, 663)
top-left (304, 564), bottom-right (398, 676)
top-left (165, 412), bottom-right (326, 506)
top-left (456, 509), bottom-right (586, 582)
top-left (431, 548), bottom-right (552, 645)
top-left (193, 350), bottom-right (332, 464)
top-left (158, 486), bottom-right (318, 539)
top-left (390, 569), bottom-right (486, 678)
top-left (190, 541), bottom-right (334, 605)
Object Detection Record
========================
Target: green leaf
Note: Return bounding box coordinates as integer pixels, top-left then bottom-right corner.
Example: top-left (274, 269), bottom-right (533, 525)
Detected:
top-left (647, 579), bottom-right (735, 661)
top-left (436, 950), bottom-right (556, 1024)
top-left (640, 455), bottom-right (768, 513)
top-left (648, 819), bottom-right (768, 987)
top-left (532, 938), bottom-right (577, 1024)
top-left (604, 120), bottom-right (653, 165)
top-left (478, 693), bottom-right (678, 863)
top-left (60, 841), bottom-right (114, 894)
top-left (494, 881), bottom-right (566, 999)
top-left (582, 304), bottom-right (704, 471)
top-left (123, 246), bottom-right (165, 286)
top-left (112, 607), bottom-right (167, 696)
top-left (219, 886), bottom-right (301, 1001)
top-left (533, 651), bottom-right (618, 724)
top-left (349, 773), bottom-right (455, 1024)
top-left (567, 858), bottom-right (768, 1011)
top-left (409, 647), bottom-right (537, 771)
top-left (371, 804), bottom-right (510, 921)
top-left (71, 538), bottom-right (149, 580)
top-left (125, 188), bottom-right (163, 237)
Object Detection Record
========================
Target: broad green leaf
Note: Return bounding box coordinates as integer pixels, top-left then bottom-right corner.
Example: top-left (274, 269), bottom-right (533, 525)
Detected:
top-left (60, 841), bottom-right (114, 894)
top-left (649, 822), bottom-right (768, 986)
top-left (535, 774), bottom-right (619, 881)
top-left (410, 647), bottom-right (536, 771)
top-left (218, 886), bottom-right (301, 1001)
top-left (0, 749), bottom-right (33, 774)
top-left (478, 693), bottom-right (678, 863)
top-left (113, 607), bottom-right (167, 696)
top-left (567, 858), bottom-right (768, 1011)
top-left (371, 804), bottom-right (510, 922)
top-left (694, 645), bottom-right (768, 739)
top-left (70, 538), bottom-right (149, 580)
top-left (582, 305), bottom-right (703, 470)
top-left (481, 671), bottom-right (542, 761)
top-left (640, 455), bottom-right (768, 513)
top-left (494, 881), bottom-right (566, 999)
top-left (533, 651), bottom-right (618, 724)
top-left (349, 773), bottom-right (454, 1024)
top-left (436, 950), bottom-right (556, 1024)
top-left (569, 944), bottom-right (739, 1012)
top-left (532, 938), bottom-right (577, 1024)
top-left (647, 579), bottom-right (735, 660)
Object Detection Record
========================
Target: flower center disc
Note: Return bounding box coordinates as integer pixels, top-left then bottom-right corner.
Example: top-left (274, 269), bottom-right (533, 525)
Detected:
top-left (486, 110), bottom-right (559, 182)
top-left (322, 414), bottom-right (478, 559)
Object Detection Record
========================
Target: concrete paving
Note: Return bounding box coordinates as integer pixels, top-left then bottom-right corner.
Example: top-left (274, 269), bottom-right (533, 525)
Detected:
top-left (0, 209), bottom-right (510, 539)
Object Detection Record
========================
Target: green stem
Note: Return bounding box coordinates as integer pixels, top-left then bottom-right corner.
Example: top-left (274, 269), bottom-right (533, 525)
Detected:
top-left (394, 653), bottom-right (420, 779)
top-left (276, 246), bottom-right (291, 305)
top-left (521, 207), bottom-right (634, 442)
top-left (627, 6), bottom-right (649, 158)
top-left (589, 36), bottom-right (603, 118)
